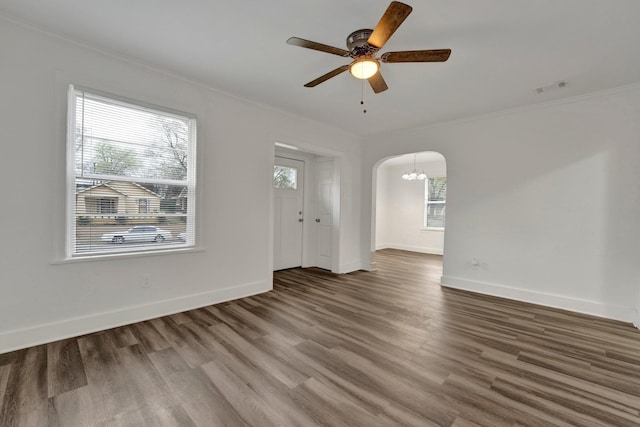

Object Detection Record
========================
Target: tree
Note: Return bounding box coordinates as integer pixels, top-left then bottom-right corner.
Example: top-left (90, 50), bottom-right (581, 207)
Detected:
top-left (93, 141), bottom-right (139, 175)
top-left (140, 118), bottom-right (189, 200)
top-left (153, 118), bottom-right (188, 180)
top-left (428, 177), bottom-right (447, 201)
top-left (273, 166), bottom-right (296, 188)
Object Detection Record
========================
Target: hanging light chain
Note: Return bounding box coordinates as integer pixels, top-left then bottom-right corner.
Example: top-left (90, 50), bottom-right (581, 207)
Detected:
top-left (402, 153), bottom-right (427, 180)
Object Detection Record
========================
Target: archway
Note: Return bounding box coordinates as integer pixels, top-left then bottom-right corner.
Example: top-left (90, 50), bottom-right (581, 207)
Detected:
top-left (373, 151), bottom-right (447, 258)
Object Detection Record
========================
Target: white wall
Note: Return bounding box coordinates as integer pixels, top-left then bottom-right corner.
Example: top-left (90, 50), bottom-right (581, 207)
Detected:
top-left (363, 85), bottom-right (640, 325)
top-left (376, 157), bottom-right (446, 254)
top-left (375, 163), bottom-right (390, 248)
top-left (0, 19), bottom-right (363, 352)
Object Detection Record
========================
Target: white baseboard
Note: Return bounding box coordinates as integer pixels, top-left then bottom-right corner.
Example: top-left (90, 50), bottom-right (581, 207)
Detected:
top-left (0, 280), bottom-right (271, 354)
top-left (378, 243), bottom-right (444, 255)
top-left (441, 275), bottom-right (636, 324)
top-left (339, 261), bottom-right (363, 274)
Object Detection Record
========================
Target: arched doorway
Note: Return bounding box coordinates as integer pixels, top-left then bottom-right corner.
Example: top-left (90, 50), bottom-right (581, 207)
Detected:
top-left (374, 151), bottom-right (447, 256)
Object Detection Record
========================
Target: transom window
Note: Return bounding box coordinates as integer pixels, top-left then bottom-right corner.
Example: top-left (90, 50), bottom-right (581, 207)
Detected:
top-left (67, 86), bottom-right (197, 257)
top-left (424, 177), bottom-right (446, 229)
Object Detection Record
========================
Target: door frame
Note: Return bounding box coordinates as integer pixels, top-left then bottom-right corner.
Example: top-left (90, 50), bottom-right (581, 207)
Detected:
top-left (271, 144), bottom-right (341, 273)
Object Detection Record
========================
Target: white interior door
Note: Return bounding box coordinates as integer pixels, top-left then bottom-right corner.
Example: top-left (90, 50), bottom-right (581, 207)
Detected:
top-left (315, 158), bottom-right (333, 270)
top-left (273, 157), bottom-right (304, 270)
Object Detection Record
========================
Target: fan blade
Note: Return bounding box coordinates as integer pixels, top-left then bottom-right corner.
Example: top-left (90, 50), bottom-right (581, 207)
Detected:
top-left (286, 37), bottom-right (350, 57)
top-left (381, 49), bottom-right (452, 63)
top-left (367, 2), bottom-right (413, 49)
top-left (368, 72), bottom-right (389, 94)
top-left (304, 65), bottom-right (350, 87)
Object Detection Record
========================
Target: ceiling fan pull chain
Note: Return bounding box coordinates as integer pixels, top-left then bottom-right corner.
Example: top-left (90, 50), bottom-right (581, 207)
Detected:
top-left (361, 78), bottom-right (367, 113)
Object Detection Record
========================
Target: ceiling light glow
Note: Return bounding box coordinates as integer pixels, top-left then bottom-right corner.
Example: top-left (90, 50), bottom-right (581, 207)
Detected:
top-left (349, 58), bottom-right (379, 79)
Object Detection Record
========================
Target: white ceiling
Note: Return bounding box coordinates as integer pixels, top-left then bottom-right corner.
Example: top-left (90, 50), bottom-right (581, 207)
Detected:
top-left (2, 1), bottom-right (640, 137)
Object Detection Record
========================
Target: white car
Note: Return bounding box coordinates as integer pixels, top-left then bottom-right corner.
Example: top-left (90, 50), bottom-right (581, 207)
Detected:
top-left (101, 225), bottom-right (173, 244)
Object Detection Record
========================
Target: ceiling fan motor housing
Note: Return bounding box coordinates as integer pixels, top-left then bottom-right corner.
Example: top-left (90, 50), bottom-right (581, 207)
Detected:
top-left (346, 29), bottom-right (377, 56)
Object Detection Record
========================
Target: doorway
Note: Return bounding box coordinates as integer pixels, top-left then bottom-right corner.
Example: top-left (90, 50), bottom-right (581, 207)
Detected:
top-left (272, 148), bottom-right (339, 272)
top-left (374, 151), bottom-right (447, 256)
top-left (273, 156), bottom-right (304, 270)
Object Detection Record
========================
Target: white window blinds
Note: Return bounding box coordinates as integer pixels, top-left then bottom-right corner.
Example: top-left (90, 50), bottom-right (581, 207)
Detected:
top-left (424, 177), bottom-right (446, 229)
top-left (67, 86), bottom-right (196, 256)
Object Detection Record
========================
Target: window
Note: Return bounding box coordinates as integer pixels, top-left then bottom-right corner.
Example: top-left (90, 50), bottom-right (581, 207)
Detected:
top-left (273, 165), bottom-right (297, 189)
top-left (138, 198), bottom-right (149, 214)
top-left (68, 86), bottom-right (197, 257)
top-left (85, 197), bottom-right (118, 214)
top-left (98, 198), bottom-right (117, 214)
top-left (424, 177), bottom-right (446, 229)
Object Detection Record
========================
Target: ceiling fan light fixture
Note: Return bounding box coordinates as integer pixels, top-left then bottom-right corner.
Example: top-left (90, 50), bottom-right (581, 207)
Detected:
top-left (286, 2), bottom-right (452, 95)
top-left (349, 58), bottom-right (379, 79)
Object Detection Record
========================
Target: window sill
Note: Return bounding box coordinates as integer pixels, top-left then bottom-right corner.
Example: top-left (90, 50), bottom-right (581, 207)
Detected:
top-left (420, 227), bottom-right (445, 232)
top-left (51, 246), bottom-right (205, 264)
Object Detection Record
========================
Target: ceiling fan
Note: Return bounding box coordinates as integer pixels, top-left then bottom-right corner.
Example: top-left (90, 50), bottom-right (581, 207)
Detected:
top-left (286, 1), bottom-right (451, 94)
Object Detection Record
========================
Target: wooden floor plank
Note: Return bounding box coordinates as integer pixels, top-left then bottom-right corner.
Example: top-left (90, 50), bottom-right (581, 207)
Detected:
top-left (125, 321), bottom-right (171, 354)
top-left (147, 348), bottom-right (247, 427)
top-left (148, 317), bottom-right (214, 368)
top-left (0, 346), bottom-right (48, 427)
top-left (77, 333), bottom-right (137, 423)
top-left (0, 365), bottom-right (10, 406)
top-left (96, 402), bottom-right (196, 427)
top-left (46, 339), bottom-right (87, 398)
top-left (292, 377), bottom-right (383, 427)
top-left (208, 322), bottom-right (309, 388)
top-left (199, 359), bottom-right (284, 427)
top-left (47, 386), bottom-right (95, 427)
top-left (1, 249), bottom-right (639, 426)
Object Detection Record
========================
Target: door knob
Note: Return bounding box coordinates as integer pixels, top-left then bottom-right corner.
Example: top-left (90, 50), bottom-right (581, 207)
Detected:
top-left (315, 218), bottom-right (320, 223)
top-left (298, 218), bottom-right (303, 222)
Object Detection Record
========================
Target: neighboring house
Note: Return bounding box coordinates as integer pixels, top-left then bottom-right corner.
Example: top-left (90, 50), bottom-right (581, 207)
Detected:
top-left (76, 181), bottom-right (162, 215)
top-left (173, 186), bottom-right (188, 213)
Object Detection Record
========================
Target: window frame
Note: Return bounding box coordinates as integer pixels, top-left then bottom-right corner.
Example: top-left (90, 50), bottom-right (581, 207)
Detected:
top-left (423, 176), bottom-right (447, 231)
top-left (65, 85), bottom-right (198, 259)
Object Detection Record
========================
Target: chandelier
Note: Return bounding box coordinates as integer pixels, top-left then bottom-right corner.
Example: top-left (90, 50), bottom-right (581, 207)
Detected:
top-left (402, 154), bottom-right (426, 181)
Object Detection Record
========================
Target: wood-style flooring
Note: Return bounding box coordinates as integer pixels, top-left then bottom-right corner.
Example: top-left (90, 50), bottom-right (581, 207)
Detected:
top-left (1, 249), bottom-right (640, 426)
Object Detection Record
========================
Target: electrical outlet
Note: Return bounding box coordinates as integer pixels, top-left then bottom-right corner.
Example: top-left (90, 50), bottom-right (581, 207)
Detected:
top-left (471, 258), bottom-right (480, 270)
top-left (142, 276), bottom-right (151, 288)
